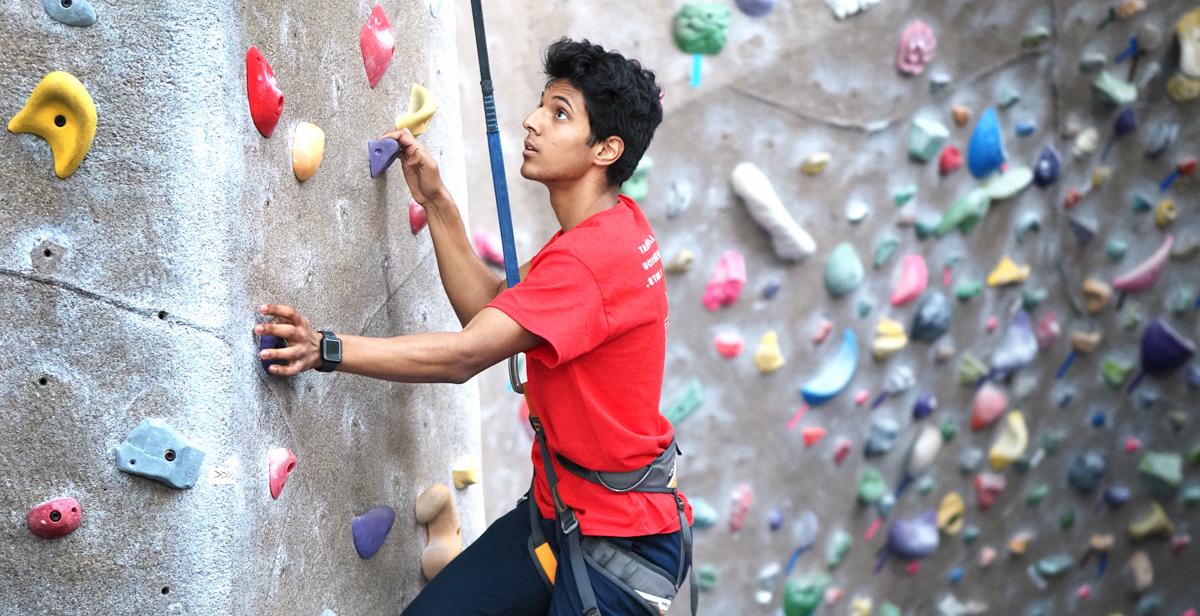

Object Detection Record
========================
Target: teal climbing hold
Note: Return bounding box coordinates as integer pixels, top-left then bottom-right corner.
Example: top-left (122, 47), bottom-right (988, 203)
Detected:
top-left (874, 237), bottom-right (900, 269)
top-left (824, 242), bottom-right (864, 296)
top-left (1093, 70), bottom-right (1138, 106)
top-left (908, 117), bottom-right (949, 162)
top-left (893, 185), bottom-right (917, 207)
top-left (825, 530), bottom-right (853, 568)
top-left (663, 378), bottom-right (703, 425)
top-left (620, 156), bottom-right (652, 201)
top-left (113, 419), bottom-right (206, 489)
top-left (857, 466), bottom-right (887, 504)
top-left (691, 498), bottom-right (718, 529)
top-left (1034, 554), bottom-right (1074, 577)
top-left (42, 0), bottom-right (96, 27)
top-left (801, 329), bottom-right (857, 405)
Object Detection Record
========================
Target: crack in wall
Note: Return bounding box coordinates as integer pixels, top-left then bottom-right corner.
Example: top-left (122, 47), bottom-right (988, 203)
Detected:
top-left (357, 248), bottom-right (437, 334)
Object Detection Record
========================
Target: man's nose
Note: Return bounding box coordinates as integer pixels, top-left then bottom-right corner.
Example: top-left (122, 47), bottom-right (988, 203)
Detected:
top-left (522, 110), bottom-right (540, 135)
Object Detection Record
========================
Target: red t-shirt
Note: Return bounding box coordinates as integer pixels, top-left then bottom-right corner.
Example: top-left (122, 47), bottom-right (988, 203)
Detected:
top-left (487, 195), bottom-right (692, 537)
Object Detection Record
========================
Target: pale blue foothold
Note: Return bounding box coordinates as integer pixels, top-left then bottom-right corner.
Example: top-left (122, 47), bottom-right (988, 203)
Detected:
top-left (113, 419), bottom-right (206, 489)
top-left (800, 329), bottom-right (857, 405)
top-left (691, 54), bottom-right (703, 88)
top-left (967, 107), bottom-right (1006, 179)
top-left (42, 0), bottom-right (96, 27)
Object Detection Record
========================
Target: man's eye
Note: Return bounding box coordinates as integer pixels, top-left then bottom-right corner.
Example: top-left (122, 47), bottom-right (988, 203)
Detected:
top-left (556, 109), bottom-right (568, 120)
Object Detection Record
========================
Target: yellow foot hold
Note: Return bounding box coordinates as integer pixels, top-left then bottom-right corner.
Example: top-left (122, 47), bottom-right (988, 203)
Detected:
top-left (395, 83), bottom-right (438, 136)
top-left (753, 330), bottom-right (785, 373)
top-left (986, 256), bottom-right (1030, 287)
top-left (872, 317), bottom-right (908, 360)
top-left (8, 71), bottom-right (97, 179)
top-left (291, 121), bottom-right (325, 182)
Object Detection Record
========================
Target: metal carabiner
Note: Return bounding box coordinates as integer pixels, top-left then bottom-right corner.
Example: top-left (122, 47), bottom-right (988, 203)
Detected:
top-left (508, 354), bottom-right (525, 394)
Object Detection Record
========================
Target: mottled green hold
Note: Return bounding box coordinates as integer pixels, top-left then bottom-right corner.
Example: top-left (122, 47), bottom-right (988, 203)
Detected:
top-left (940, 419), bottom-right (957, 442)
top-left (1059, 510), bottom-right (1075, 530)
top-left (909, 117), bottom-right (950, 162)
top-left (880, 603), bottom-right (903, 616)
top-left (620, 156), bottom-right (652, 201)
top-left (1042, 430), bottom-right (1065, 454)
top-left (1021, 25), bottom-right (1051, 47)
top-left (1188, 445), bottom-right (1200, 466)
top-left (1026, 484), bottom-right (1049, 506)
top-left (1021, 288), bottom-right (1048, 310)
top-left (997, 85), bottom-right (1021, 108)
top-left (825, 530), bottom-right (852, 569)
top-left (954, 279), bottom-right (983, 302)
top-left (824, 242), bottom-right (865, 297)
top-left (1034, 553), bottom-right (1074, 577)
top-left (1168, 286), bottom-right (1197, 315)
top-left (858, 467), bottom-right (887, 504)
top-left (691, 498), bottom-right (718, 529)
top-left (1181, 484), bottom-right (1200, 506)
top-left (1093, 70), bottom-right (1138, 106)
top-left (696, 564), bottom-right (719, 590)
top-left (1102, 357), bottom-right (1135, 388)
top-left (894, 185), bottom-right (917, 207)
top-left (935, 188), bottom-right (990, 237)
top-left (959, 353), bottom-right (988, 386)
top-left (1106, 238), bottom-right (1128, 261)
top-left (1015, 212), bottom-right (1041, 244)
top-left (663, 378), bottom-right (703, 425)
top-left (1122, 301), bottom-right (1145, 330)
top-left (673, 3), bottom-right (731, 55)
top-left (915, 214), bottom-right (941, 240)
top-left (1138, 451), bottom-right (1183, 495)
top-left (783, 572), bottom-right (831, 616)
top-left (857, 300), bottom-right (872, 317)
top-left (874, 237), bottom-right (901, 269)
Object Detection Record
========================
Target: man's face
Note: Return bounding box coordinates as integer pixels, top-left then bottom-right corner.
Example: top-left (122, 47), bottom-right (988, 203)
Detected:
top-left (520, 80), bottom-right (595, 184)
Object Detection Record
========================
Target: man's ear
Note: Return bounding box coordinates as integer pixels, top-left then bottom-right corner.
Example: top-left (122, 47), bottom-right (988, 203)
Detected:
top-left (592, 135), bottom-right (624, 169)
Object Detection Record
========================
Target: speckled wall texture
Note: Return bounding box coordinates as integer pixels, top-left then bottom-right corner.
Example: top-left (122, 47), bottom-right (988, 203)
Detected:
top-left (1, 1), bottom-right (482, 614)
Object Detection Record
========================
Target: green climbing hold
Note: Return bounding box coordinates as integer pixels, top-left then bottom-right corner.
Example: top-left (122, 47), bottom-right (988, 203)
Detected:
top-left (696, 564), bottom-right (719, 590)
top-left (858, 467), bottom-right (887, 504)
top-left (1138, 452), bottom-right (1183, 495)
top-left (1106, 238), bottom-right (1128, 261)
top-left (1026, 484), bottom-right (1049, 506)
top-left (908, 117), bottom-right (949, 162)
top-left (958, 353), bottom-right (987, 386)
top-left (673, 3), bottom-right (731, 55)
top-left (1187, 445), bottom-right (1200, 466)
top-left (1168, 286), bottom-right (1197, 315)
top-left (824, 242), bottom-right (865, 297)
top-left (915, 214), bottom-right (941, 240)
top-left (981, 166), bottom-right (1033, 201)
top-left (879, 603), bottom-right (903, 616)
top-left (935, 188), bottom-right (990, 237)
top-left (1121, 302), bottom-right (1145, 330)
top-left (1021, 288), bottom-right (1048, 310)
top-left (1059, 510), bottom-right (1075, 530)
top-left (1041, 430), bottom-right (1065, 454)
top-left (874, 237), bottom-right (901, 269)
top-left (940, 419), bottom-right (957, 442)
top-left (620, 156), bottom-right (652, 201)
top-left (1034, 553), bottom-right (1073, 577)
top-left (663, 378), bottom-right (703, 425)
top-left (857, 300), bottom-right (872, 318)
top-left (1181, 484), bottom-right (1200, 506)
top-left (1021, 26), bottom-right (1050, 47)
top-left (783, 572), bottom-right (831, 616)
top-left (1102, 357), bottom-right (1135, 388)
top-left (997, 85), bottom-right (1021, 108)
top-left (894, 185), bottom-right (917, 207)
top-left (825, 530), bottom-right (852, 569)
top-left (1093, 70), bottom-right (1138, 106)
top-left (954, 279), bottom-right (983, 302)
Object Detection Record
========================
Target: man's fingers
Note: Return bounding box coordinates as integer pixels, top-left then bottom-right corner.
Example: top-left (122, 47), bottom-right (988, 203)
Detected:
top-left (269, 362), bottom-right (302, 377)
top-left (260, 304), bottom-right (299, 324)
top-left (256, 322), bottom-right (298, 341)
top-left (264, 344), bottom-right (306, 363)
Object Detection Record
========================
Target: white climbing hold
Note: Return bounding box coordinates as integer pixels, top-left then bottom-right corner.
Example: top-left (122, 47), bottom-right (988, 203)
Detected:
top-left (731, 162), bottom-right (816, 262)
top-left (823, 0), bottom-right (883, 20)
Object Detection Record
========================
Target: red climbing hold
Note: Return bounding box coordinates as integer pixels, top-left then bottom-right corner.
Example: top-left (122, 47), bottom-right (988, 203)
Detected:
top-left (938, 145), bottom-right (962, 175)
top-left (246, 47), bottom-right (284, 138)
top-left (833, 438), bottom-right (852, 465)
top-left (1178, 155), bottom-right (1198, 177)
top-left (409, 200), bottom-right (428, 235)
top-left (905, 560), bottom-right (921, 576)
top-left (359, 5), bottom-right (395, 89)
top-left (268, 448), bottom-right (297, 500)
top-left (801, 426), bottom-right (827, 447)
top-left (27, 497), bottom-right (82, 539)
top-left (1063, 188), bottom-right (1082, 209)
top-left (973, 472), bottom-right (1006, 510)
top-left (970, 383), bottom-right (1008, 430)
top-left (728, 483), bottom-right (753, 532)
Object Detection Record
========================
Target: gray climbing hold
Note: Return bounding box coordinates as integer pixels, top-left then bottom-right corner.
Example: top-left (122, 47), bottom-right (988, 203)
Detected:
top-left (1067, 450), bottom-right (1108, 494)
top-left (1068, 216), bottom-right (1097, 246)
top-left (1079, 52), bottom-right (1107, 73)
top-left (864, 417), bottom-right (900, 457)
top-left (911, 291), bottom-right (951, 342)
top-left (1141, 120), bottom-right (1178, 158)
top-left (42, 0), bottom-right (97, 27)
top-left (113, 419), bottom-right (206, 489)
top-left (958, 447), bottom-right (983, 473)
top-left (929, 72), bottom-right (952, 93)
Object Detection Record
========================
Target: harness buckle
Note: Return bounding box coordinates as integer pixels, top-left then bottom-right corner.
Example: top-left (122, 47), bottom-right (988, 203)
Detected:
top-left (559, 507), bottom-right (580, 536)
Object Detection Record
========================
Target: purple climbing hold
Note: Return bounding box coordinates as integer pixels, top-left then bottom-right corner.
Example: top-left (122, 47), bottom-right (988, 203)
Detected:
top-left (887, 510), bottom-right (939, 559)
top-left (1033, 145), bottom-right (1060, 188)
top-left (1114, 108), bottom-right (1137, 136)
top-left (735, 0), bottom-right (777, 17)
top-left (1104, 485), bottom-right (1131, 508)
top-left (352, 505), bottom-right (396, 559)
top-left (1140, 318), bottom-right (1195, 377)
top-left (762, 278), bottom-right (782, 300)
top-left (259, 335), bottom-right (288, 374)
top-left (768, 508), bottom-right (784, 531)
top-left (913, 392), bottom-right (937, 420)
top-left (967, 107), bottom-right (1006, 179)
top-left (990, 311), bottom-right (1039, 374)
top-left (369, 138), bottom-right (401, 178)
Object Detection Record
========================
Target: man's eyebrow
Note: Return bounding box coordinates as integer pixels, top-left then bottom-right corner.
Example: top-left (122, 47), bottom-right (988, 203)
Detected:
top-left (551, 95), bottom-right (574, 111)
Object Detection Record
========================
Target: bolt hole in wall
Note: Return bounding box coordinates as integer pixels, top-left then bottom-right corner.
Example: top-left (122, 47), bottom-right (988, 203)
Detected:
top-left (37, 376), bottom-right (47, 386)
top-left (164, 449), bottom-right (175, 462)
top-left (49, 510), bottom-right (61, 522)
top-left (43, 248), bottom-right (52, 257)
top-left (53, 114), bottom-right (65, 127)
top-left (161, 587), bottom-right (169, 595)
top-left (157, 311), bottom-right (167, 320)
top-left (59, 0), bottom-right (71, 7)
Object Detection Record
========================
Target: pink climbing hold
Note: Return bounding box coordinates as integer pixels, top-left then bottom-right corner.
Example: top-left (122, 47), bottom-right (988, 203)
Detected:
top-left (801, 426), bottom-right (827, 447)
top-left (812, 319), bottom-right (834, 344)
top-left (974, 472), bottom-right (1006, 510)
top-left (896, 20), bottom-right (937, 75)
top-left (1075, 584), bottom-right (1092, 600)
top-left (1112, 234), bottom-right (1173, 292)
top-left (702, 250), bottom-right (746, 311)
top-left (473, 229), bottom-right (505, 266)
top-left (985, 316), bottom-right (999, 332)
top-left (942, 265), bottom-right (953, 287)
top-left (865, 517), bottom-right (882, 540)
top-left (890, 254), bottom-right (928, 307)
top-left (970, 383), bottom-right (1008, 430)
top-left (27, 497), bottom-right (82, 539)
top-left (1183, 610), bottom-right (1197, 616)
top-left (713, 332), bottom-right (745, 358)
top-left (824, 587), bottom-right (844, 605)
top-left (1035, 310), bottom-right (1060, 350)
top-left (359, 5), bottom-right (395, 89)
top-left (905, 560), bottom-right (921, 576)
top-left (854, 389), bottom-right (870, 406)
top-left (268, 448), bottom-right (297, 500)
top-left (833, 438), bottom-right (852, 465)
top-left (1124, 437), bottom-right (1143, 454)
top-left (409, 200), bottom-right (428, 235)
top-left (1171, 534), bottom-right (1191, 554)
top-left (728, 483), bottom-right (753, 532)
top-left (245, 46), bottom-right (284, 138)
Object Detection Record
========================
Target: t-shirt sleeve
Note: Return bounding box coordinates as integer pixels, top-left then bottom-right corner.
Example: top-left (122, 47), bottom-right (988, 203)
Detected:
top-left (486, 250), bottom-right (610, 368)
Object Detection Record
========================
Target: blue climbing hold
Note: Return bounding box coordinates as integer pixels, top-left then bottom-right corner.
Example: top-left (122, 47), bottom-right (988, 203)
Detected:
top-left (1103, 485), bottom-right (1131, 508)
top-left (352, 505), bottom-right (396, 559)
top-left (967, 107), bottom-right (1006, 179)
top-left (368, 138), bottom-right (400, 178)
top-left (735, 0), bottom-right (777, 17)
top-left (42, 0), bottom-right (96, 27)
top-left (259, 335), bottom-right (288, 374)
top-left (912, 391), bottom-right (937, 420)
top-left (1015, 120), bottom-right (1037, 137)
top-left (1033, 145), bottom-right (1060, 188)
top-left (113, 419), bottom-right (206, 489)
top-left (949, 567), bottom-right (964, 584)
top-left (1140, 318), bottom-right (1195, 377)
top-left (1114, 108), bottom-right (1137, 136)
top-left (800, 329), bottom-right (857, 405)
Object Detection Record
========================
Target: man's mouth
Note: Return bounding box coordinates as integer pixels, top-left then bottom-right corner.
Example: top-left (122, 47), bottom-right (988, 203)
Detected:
top-left (524, 140), bottom-right (537, 152)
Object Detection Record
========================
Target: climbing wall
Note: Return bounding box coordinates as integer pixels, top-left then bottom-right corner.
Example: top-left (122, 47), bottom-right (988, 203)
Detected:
top-left (458, 1), bottom-right (1198, 614)
top-left (1, 2), bottom-right (483, 614)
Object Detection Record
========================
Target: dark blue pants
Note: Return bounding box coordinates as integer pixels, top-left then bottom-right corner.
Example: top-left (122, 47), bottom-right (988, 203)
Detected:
top-left (402, 500), bottom-right (689, 615)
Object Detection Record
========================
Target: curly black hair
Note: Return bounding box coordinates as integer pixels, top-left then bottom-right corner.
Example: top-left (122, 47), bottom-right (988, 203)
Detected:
top-left (542, 38), bottom-right (663, 187)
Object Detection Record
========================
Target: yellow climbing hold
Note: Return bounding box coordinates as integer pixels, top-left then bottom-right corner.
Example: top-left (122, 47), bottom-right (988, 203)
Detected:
top-left (850, 596), bottom-right (872, 616)
top-left (801, 152), bottom-right (831, 175)
top-left (395, 83), bottom-right (438, 136)
top-left (8, 71), bottom-right (97, 179)
top-left (754, 330), bottom-right (785, 373)
top-left (988, 411), bottom-right (1028, 470)
top-left (291, 121), bottom-right (326, 182)
top-left (986, 256), bottom-right (1030, 287)
top-left (937, 491), bottom-right (965, 535)
top-left (1128, 501), bottom-right (1174, 540)
top-left (872, 317), bottom-right (908, 360)
top-left (1166, 74), bottom-right (1199, 102)
top-left (1154, 198), bottom-right (1176, 229)
top-left (451, 456), bottom-right (480, 490)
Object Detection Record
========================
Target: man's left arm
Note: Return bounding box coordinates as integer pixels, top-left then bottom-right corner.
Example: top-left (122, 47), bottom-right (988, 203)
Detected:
top-left (254, 304), bottom-right (541, 384)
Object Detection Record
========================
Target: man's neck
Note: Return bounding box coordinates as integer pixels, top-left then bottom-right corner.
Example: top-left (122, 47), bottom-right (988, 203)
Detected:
top-left (546, 177), bottom-right (620, 232)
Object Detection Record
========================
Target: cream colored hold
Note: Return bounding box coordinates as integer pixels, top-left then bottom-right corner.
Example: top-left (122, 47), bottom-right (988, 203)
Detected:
top-left (730, 162), bottom-right (817, 262)
top-left (415, 484), bottom-right (462, 581)
top-left (396, 84), bottom-right (438, 136)
top-left (291, 122), bottom-right (326, 182)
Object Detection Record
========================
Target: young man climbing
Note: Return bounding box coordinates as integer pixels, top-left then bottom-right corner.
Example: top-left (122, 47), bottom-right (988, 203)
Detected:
top-left (254, 38), bottom-right (694, 615)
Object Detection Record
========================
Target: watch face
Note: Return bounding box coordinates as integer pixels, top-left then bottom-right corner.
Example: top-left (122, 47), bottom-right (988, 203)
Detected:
top-left (325, 338), bottom-right (343, 361)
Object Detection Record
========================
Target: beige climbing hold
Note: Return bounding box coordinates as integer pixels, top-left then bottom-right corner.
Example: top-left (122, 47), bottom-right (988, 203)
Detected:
top-left (291, 122), bottom-right (326, 182)
top-left (1083, 278), bottom-right (1113, 313)
top-left (395, 84), bottom-right (438, 136)
top-left (872, 317), bottom-right (908, 360)
top-left (1128, 501), bottom-right (1174, 541)
top-left (451, 457), bottom-right (479, 490)
top-left (937, 492), bottom-right (965, 535)
top-left (1091, 165), bottom-right (1112, 189)
top-left (1155, 198), bottom-right (1176, 229)
top-left (1089, 534), bottom-right (1115, 553)
top-left (986, 256), bottom-right (1029, 287)
top-left (1071, 330), bottom-right (1103, 353)
top-left (1178, 8), bottom-right (1200, 79)
top-left (1125, 550), bottom-right (1153, 591)
top-left (1072, 127), bottom-right (1100, 157)
top-left (1118, 0), bottom-right (1145, 18)
top-left (951, 104), bottom-right (972, 127)
top-left (1008, 530), bottom-right (1034, 556)
top-left (1166, 74), bottom-right (1200, 102)
top-left (801, 152), bottom-right (831, 175)
top-left (415, 483), bottom-right (462, 581)
top-left (935, 342), bottom-right (956, 363)
top-left (850, 597), bottom-right (872, 616)
top-left (754, 330), bottom-right (785, 373)
top-left (988, 411), bottom-right (1028, 470)
top-left (665, 249), bottom-right (695, 274)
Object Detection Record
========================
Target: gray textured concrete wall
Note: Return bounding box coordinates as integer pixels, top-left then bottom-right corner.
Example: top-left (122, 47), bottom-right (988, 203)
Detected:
top-left (1, 1), bottom-right (482, 614)
top-left (459, 1), bottom-right (1198, 614)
